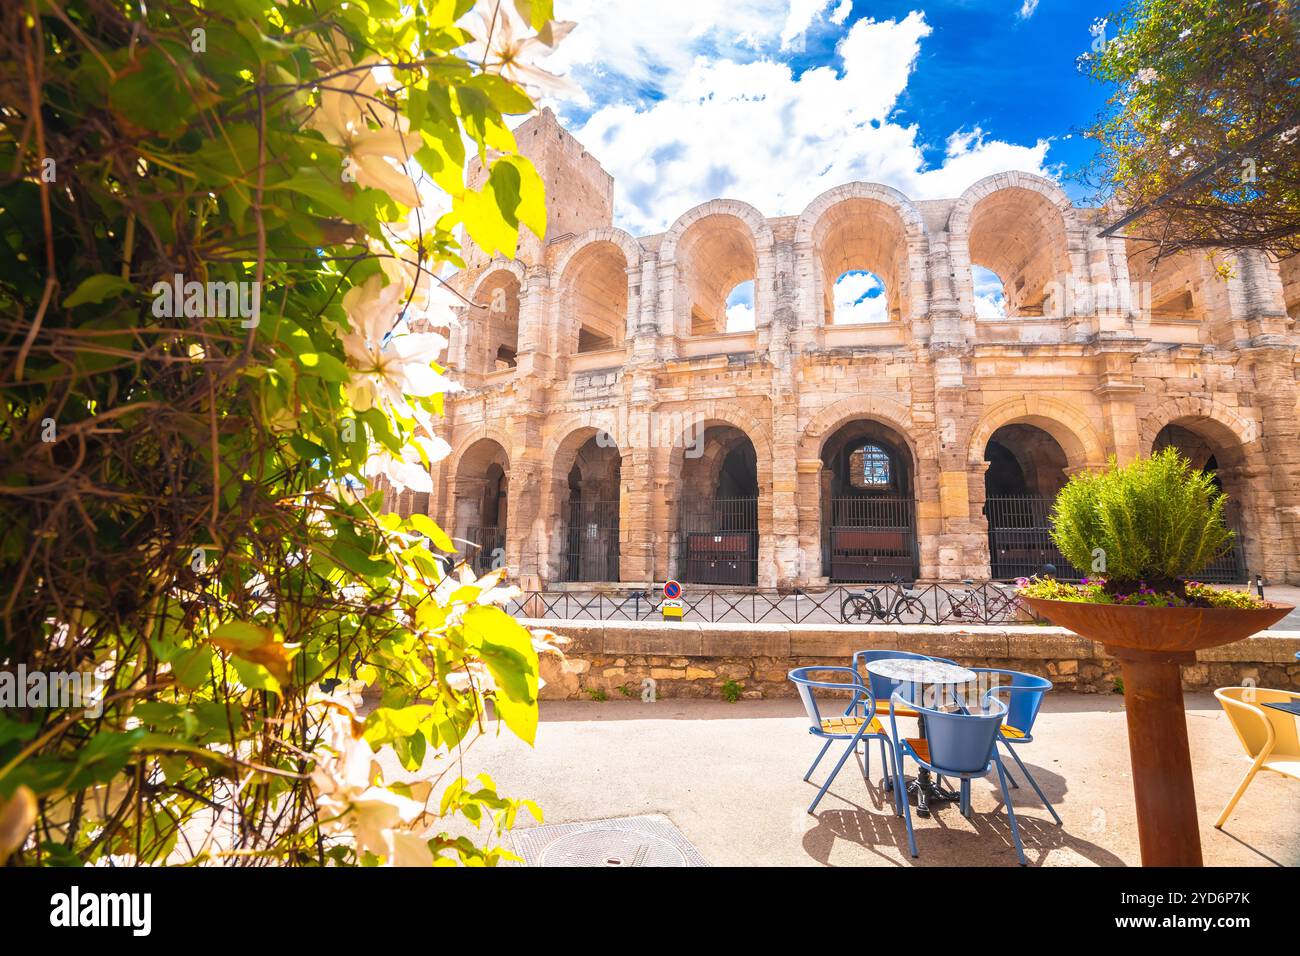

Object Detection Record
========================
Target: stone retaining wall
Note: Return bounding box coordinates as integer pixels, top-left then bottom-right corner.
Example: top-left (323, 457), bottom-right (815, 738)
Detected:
top-left (528, 619), bottom-right (1300, 701)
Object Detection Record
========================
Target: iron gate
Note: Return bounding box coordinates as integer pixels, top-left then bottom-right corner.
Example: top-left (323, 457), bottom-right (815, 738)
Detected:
top-left (680, 497), bottom-right (758, 586)
top-left (562, 499), bottom-right (620, 582)
top-left (985, 497), bottom-right (1080, 580)
top-left (826, 496), bottom-right (918, 583)
top-left (1200, 500), bottom-right (1247, 583)
top-left (465, 525), bottom-right (505, 576)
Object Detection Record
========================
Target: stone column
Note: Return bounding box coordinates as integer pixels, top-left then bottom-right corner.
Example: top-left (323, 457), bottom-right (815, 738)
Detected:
top-left (767, 231), bottom-right (801, 586)
top-left (928, 235), bottom-right (982, 582)
top-left (1231, 252), bottom-right (1299, 581)
top-left (619, 369), bottom-right (657, 583)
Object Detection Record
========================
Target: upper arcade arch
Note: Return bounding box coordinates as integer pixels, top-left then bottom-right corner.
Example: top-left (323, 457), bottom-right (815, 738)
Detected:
top-left (949, 173), bottom-right (1078, 320)
top-left (552, 227), bottom-right (643, 354)
top-left (795, 182), bottom-right (930, 326)
top-left (659, 200), bottom-right (774, 339)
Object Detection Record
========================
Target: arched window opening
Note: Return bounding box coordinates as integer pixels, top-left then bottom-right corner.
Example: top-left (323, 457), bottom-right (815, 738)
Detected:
top-left (676, 214), bottom-right (758, 337)
top-left (832, 270), bottom-right (888, 325)
top-left (678, 426), bottom-right (759, 585)
top-left (472, 271), bottom-right (520, 373)
top-left (560, 435), bottom-right (621, 582)
top-left (723, 281), bottom-right (755, 332)
top-left (966, 187), bottom-right (1069, 319)
top-left (820, 421), bottom-right (917, 583)
top-left (561, 240), bottom-right (629, 354)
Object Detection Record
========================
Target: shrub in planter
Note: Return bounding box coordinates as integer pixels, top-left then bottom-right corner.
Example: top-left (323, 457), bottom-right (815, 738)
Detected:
top-left (1022, 447), bottom-right (1265, 609)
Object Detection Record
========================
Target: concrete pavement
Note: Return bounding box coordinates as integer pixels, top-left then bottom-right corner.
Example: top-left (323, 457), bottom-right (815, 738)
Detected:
top-left (399, 693), bottom-right (1300, 867)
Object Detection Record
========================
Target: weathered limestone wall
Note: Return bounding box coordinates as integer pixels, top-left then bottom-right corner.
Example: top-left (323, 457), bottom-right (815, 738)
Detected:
top-left (532, 620), bottom-right (1300, 700)
top-left (405, 111), bottom-right (1300, 588)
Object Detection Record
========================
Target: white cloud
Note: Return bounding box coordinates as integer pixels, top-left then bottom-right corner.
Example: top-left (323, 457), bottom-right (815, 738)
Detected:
top-left (540, 4), bottom-right (1055, 236)
top-left (972, 265), bottom-right (1007, 318)
top-left (829, 0), bottom-right (852, 26)
top-left (725, 281), bottom-right (756, 331)
top-left (832, 270), bottom-right (888, 324)
top-left (1018, 0), bottom-right (1041, 20)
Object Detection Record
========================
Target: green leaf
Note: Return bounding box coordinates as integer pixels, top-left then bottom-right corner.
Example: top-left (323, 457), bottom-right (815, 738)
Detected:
top-left (63, 274), bottom-right (134, 308)
top-left (407, 513), bottom-right (455, 552)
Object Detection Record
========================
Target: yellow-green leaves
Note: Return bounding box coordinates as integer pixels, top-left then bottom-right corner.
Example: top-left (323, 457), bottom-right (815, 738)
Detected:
top-left (208, 621), bottom-right (300, 695)
top-left (451, 154), bottom-right (546, 258)
top-left (462, 605), bottom-right (539, 744)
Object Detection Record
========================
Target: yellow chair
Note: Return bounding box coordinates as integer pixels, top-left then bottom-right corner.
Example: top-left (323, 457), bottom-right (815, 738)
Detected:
top-left (1213, 686), bottom-right (1300, 829)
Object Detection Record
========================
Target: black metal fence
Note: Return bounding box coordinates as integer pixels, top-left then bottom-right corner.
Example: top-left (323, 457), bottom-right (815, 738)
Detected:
top-left (561, 499), bottom-right (620, 583)
top-left (508, 582), bottom-right (1038, 626)
top-left (984, 496), bottom-right (1081, 581)
top-left (825, 495), bottom-right (917, 582)
top-left (679, 496), bottom-right (758, 586)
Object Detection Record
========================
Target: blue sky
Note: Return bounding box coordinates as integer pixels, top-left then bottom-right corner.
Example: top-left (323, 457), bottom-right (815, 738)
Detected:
top-left (540, 1), bottom-right (1118, 236)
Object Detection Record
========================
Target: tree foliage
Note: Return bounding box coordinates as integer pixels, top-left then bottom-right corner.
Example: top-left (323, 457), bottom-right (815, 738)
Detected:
top-left (0, 0), bottom-right (569, 866)
top-left (1081, 0), bottom-right (1300, 258)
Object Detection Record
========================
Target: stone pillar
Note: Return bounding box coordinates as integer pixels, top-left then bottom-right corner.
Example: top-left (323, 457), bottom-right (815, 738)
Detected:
top-left (619, 369), bottom-right (657, 583)
top-left (1233, 252), bottom-right (1299, 581)
top-left (768, 231), bottom-right (801, 586)
top-left (928, 234), bottom-right (981, 582)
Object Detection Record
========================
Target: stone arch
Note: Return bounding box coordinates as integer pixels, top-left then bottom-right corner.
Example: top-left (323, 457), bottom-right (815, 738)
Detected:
top-left (539, 421), bottom-right (625, 583)
top-left (1138, 397), bottom-right (1261, 459)
top-left (465, 261), bottom-right (527, 374)
top-left (966, 396), bottom-right (1107, 471)
top-left (659, 199), bottom-right (775, 338)
top-left (553, 229), bottom-right (641, 355)
top-left (798, 394), bottom-right (918, 462)
top-left (660, 404), bottom-right (775, 587)
top-left (447, 435), bottom-right (512, 571)
top-left (795, 183), bottom-right (930, 327)
top-left (1139, 398), bottom-right (1271, 581)
top-left (949, 172), bottom-right (1081, 320)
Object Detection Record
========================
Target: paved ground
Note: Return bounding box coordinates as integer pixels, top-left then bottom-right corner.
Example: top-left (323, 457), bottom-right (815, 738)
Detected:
top-left (399, 693), bottom-right (1300, 867)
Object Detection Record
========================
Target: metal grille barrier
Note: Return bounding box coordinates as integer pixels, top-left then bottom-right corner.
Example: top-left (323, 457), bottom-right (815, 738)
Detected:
top-left (679, 497), bottom-right (758, 586)
top-left (984, 496), bottom-right (1081, 581)
top-left (561, 499), bottom-right (620, 583)
top-left (826, 496), bottom-right (917, 583)
top-left (464, 525), bottom-right (504, 576)
top-left (507, 583), bottom-right (1041, 626)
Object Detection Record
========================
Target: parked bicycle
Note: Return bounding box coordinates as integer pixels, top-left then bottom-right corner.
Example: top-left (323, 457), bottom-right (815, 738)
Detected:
top-left (943, 579), bottom-right (1020, 624)
top-left (840, 577), bottom-right (930, 624)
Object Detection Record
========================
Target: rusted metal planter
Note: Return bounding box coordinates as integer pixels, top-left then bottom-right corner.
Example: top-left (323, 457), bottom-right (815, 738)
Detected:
top-left (1020, 597), bottom-right (1292, 867)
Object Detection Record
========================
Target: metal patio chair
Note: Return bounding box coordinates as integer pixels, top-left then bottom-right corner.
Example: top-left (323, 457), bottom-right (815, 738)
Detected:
top-left (889, 689), bottom-right (1027, 865)
top-left (1214, 686), bottom-right (1300, 829)
top-left (967, 668), bottom-right (1062, 825)
top-left (789, 666), bottom-right (899, 815)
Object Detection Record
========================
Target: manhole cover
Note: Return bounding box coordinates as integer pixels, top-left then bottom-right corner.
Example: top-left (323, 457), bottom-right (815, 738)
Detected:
top-left (539, 829), bottom-right (687, 867)
top-left (509, 814), bottom-right (708, 867)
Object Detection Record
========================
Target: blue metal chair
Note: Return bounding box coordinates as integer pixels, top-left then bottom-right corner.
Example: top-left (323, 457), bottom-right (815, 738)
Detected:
top-left (889, 689), bottom-right (1027, 865)
top-left (789, 666), bottom-right (899, 815)
top-left (968, 668), bottom-right (1062, 825)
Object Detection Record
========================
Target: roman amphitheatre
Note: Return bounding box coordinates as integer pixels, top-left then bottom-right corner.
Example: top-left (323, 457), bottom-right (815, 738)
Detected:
top-left (388, 109), bottom-right (1300, 593)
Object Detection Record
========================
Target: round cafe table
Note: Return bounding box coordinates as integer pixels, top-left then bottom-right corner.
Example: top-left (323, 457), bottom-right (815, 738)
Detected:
top-left (864, 657), bottom-right (977, 818)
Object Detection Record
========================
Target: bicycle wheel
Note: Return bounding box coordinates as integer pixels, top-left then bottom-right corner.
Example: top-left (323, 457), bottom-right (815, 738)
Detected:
top-left (841, 595), bottom-right (871, 623)
top-left (893, 596), bottom-right (929, 624)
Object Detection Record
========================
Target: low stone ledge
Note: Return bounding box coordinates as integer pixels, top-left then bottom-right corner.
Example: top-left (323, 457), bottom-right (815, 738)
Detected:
top-left (523, 619), bottom-right (1299, 701)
